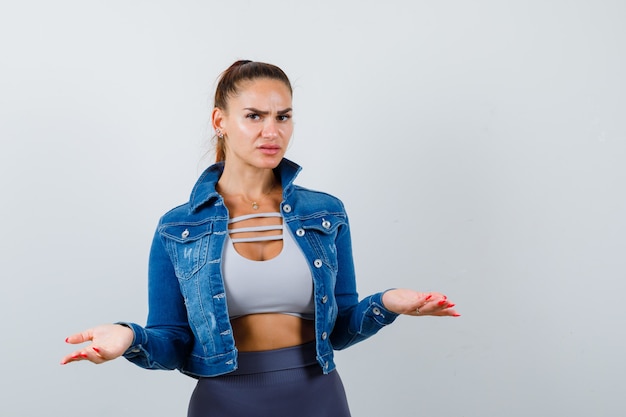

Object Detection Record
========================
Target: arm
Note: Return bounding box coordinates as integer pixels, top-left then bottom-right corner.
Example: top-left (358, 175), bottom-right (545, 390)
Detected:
top-left (61, 229), bottom-right (193, 370)
top-left (329, 215), bottom-right (399, 349)
top-left (120, 229), bottom-right (193, 370)
top-left (329, 216), bottom-right (459, 350)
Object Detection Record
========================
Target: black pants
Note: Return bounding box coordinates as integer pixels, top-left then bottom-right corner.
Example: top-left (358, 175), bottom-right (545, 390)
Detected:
top-left (187, 343), bottom-right (351, 417)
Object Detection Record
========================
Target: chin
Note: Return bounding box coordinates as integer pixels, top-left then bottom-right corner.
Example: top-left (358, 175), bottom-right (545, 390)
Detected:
top-left (256, 155), bottom-right (284, 169)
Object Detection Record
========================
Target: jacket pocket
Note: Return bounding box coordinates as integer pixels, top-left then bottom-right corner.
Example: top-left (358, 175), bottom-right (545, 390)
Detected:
top-left (300, 214), bottom-right (346, 271)
top-left (160, 222), bottom-right (213, 280)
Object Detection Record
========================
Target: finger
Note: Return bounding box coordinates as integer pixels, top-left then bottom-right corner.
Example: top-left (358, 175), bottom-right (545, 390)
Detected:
top-left (416, 296), bottom-right (460, 317)
top-left (434, 306), bottom-right (461, 317)
top-left (435, 298), bottom-right (456, 312)
top-left (436, 296), bottom-right (448, 306)
top-left (59, 353), bottom-right (76, 365)
top-left (60, 346), bottom-right (108, 365)
top-left (64, 329), bottom-right (94, 345)
top-left (79, 347), bottom-right (107, 364)
top-left (415, 294), bottom-right (444, 311)
top-left (60, 350), bottom-right (89, 365)
top-left (90, 346), bottom-right (110, 362)
top-left (413, 293), bottom-right (441, 315)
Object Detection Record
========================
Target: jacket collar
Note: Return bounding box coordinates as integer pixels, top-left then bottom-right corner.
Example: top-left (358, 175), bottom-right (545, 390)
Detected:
top-left (188, 158), bottom-right (302, 213)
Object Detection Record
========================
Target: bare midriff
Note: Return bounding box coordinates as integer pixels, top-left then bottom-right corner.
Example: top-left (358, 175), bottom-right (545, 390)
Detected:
top-left (231, 313), bottom-right (316, 352)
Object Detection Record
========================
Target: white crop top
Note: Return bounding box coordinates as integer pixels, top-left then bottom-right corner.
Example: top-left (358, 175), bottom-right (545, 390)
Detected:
top-left (222, 212), bottom-right (315, 320)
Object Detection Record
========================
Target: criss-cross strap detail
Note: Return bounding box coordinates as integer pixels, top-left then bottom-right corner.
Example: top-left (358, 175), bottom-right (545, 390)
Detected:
top-left (228, 212), bottom-right (283, 244)
top-left (229, 212), bottom-right (282, 223)
top-left (230, 233), bottom-right (283, 244)
top-left (229, 224), bottom-right (283, 234)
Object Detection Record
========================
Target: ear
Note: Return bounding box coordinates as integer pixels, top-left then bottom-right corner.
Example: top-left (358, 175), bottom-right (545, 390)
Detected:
top-left (212, 107), bottom-right (226, 132)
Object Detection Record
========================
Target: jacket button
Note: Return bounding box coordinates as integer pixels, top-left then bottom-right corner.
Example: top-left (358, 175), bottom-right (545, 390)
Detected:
top-left (314, 259), bottom-right (322, 268)
top-left (322, 219), bottom-right (331, 229)
top-left (321, 295), bottom-right (328, 303)
top-left (321, 332), bottom-right (328, 340)
top-left (181, 229), bottom-right (190, 239)
top-left (283, 204), bottom-right (292, 213)
top-left (296, 228), bottom-right (305, 237)
top-left (372, 307), bottom-right (381, 316)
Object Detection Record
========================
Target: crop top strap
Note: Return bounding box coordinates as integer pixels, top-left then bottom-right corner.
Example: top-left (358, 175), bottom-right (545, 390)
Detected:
top-left (230, 233), bottom-right (283, 243)
top-left (229, 212), bottom-right (282, 223)
top-left (228, 212), bottom-right (283, 244)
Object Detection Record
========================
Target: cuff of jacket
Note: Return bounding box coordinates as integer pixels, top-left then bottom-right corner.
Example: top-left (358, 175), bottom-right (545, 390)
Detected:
top-left (367, 290), bottom-right (400, 326)
top-left (115, 322), bottom-right (146, 358)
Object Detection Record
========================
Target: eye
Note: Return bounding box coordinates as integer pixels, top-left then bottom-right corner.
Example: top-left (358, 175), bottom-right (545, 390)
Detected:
top-left (277, 114), bottom-right (292, 122)
top-left (246, 113), bottom-right (261, 120)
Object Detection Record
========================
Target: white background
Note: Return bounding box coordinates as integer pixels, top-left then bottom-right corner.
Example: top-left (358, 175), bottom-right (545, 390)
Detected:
top-left (1, 1), bottom-right (625, 416)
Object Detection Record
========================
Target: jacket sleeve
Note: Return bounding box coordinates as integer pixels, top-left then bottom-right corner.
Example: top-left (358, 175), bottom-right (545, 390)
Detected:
top-left (120, 228), bottom-right (193, 370)
top-left (329, 211), bottom-right (399, 350)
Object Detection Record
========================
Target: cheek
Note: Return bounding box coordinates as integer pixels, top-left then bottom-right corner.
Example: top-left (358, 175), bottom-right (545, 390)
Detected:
top-left (281, 124), bottom-right (294, 137)
top-left (233, 121), bottom-right (257, 136)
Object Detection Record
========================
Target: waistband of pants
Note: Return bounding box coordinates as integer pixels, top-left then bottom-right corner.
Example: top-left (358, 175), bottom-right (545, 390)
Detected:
top-left (230, 342), bottom-right (318, 375)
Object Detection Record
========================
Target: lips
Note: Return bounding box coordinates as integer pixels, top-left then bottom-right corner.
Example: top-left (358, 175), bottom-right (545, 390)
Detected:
top-left (258, 144), bottom-right (281, 155)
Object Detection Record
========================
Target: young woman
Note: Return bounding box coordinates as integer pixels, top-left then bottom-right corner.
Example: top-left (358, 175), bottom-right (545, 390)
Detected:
top-left (61, 60), bottom-right (460, 417)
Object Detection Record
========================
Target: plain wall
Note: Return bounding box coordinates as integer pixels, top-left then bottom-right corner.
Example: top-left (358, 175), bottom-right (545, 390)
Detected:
top-left (1, 1), bottom-right (625, 415)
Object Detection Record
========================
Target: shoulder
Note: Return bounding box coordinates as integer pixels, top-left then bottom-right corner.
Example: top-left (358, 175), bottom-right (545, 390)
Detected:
top-left (157, 200), bottom-right (223, 226)
top-left (289, 185), bottom-right (347, 214)
top-left (156, 202), bottom-right (192, 226)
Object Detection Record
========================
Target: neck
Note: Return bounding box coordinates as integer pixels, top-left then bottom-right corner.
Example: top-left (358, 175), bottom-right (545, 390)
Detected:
top-left (217, 165), bottom-right (278, 201)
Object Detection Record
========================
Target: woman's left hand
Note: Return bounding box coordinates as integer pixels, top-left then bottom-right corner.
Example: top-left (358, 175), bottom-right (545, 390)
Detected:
top-left (382, 288), bottom-right (460, 317)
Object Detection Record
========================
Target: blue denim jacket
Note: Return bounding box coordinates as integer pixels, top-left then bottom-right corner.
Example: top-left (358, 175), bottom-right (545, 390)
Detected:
top-left (122, 158), bottom-right (399, 378)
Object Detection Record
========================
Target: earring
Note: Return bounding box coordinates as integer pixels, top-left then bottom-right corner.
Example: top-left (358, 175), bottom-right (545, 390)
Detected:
top-left (216, 129), bottom-right (223, 139)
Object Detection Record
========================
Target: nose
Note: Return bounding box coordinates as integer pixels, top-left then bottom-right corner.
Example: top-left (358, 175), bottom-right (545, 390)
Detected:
top-left (262, 119), bottom-right (279, 139)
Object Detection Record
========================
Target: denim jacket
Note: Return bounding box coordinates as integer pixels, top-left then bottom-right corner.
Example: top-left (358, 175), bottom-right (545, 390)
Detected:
top-left (122, 158), bottom-right (399, 378)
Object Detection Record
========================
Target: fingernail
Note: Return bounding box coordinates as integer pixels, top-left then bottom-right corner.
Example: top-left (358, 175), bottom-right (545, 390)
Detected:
top-left (438, 299), bottom-right (447, 306)
top-left (92, 347), bottom-right (100, 353)
top-left (425, 295), bottom-right (432, 301)
top-left (453, 313), bottom-right (461, 317)
top-left (447, 303), bottom-right (456, 308)
top-left (65, 337), bottom-right (69, 343)
top-left (71, 354), bottom-right (79, 359)
top-left (80, 353), bottom-right (88, 358)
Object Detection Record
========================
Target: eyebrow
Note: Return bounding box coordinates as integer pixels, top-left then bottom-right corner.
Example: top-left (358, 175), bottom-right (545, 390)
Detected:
top-left (243, 107), bottom-right (293, 115)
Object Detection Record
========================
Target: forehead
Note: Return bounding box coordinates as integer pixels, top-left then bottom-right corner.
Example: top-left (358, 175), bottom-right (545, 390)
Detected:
top-left (230, 78), bottom-right (292, 108)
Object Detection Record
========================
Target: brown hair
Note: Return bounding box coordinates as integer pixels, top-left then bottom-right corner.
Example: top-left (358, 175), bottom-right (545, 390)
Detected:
top-left (213, 60), bottom-right (293, 162)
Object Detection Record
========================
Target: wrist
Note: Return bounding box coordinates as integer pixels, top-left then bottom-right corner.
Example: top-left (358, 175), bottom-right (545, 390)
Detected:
top-left (381, 288), bottom-right (397, 311)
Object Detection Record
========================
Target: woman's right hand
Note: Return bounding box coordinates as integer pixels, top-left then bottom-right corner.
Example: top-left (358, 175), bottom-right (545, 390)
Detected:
top-left (60, 324), bottom-right (134, 365)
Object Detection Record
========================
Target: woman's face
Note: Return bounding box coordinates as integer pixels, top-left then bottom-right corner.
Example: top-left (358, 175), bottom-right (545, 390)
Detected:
top-left (214, 78), bottom-right (293, 170)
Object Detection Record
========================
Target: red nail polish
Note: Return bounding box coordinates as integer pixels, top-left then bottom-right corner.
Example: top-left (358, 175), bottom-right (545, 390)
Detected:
top-left (80, 353), bottom-right (88, 358)
top-left (71, 354), bottom-right (79, 359)
top-left (438, 299), bottom-right (447, 306)
top-left (65, 337), bottom-right (69, 343)
top-left (92, 347), bottom-right (100, 353)
top-left (453, 313), bottom-right (461, 317)
top-left (447, 303), bottom-right (456, 308)
top-left (425, 295), bottom-right (432, 301)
